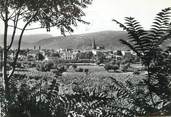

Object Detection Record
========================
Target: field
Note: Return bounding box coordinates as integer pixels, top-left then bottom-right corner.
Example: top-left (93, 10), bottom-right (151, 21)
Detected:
top-left (13, 64), bottom-right (145, 95)
top-left (63, 64), bottom-right (144, 80)
top-left (59, 64), bottom-right (145, 94)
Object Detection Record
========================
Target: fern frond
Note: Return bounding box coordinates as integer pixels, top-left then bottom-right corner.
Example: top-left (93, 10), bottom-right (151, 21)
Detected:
top-left (113, 18), bottom-right (149, 56)
top-left (150, 7), bottom-right (171, 46)
top-left (119, 39), bottom-right (142, 57)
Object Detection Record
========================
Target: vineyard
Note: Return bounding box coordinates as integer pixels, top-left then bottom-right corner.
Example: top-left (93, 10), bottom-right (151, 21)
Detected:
top-left (14, 64), bottom-right (145, 95)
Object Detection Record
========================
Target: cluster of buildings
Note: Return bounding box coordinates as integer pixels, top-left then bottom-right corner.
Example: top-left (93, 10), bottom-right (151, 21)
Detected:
top-left (1, 39), bottom-right (137, 63)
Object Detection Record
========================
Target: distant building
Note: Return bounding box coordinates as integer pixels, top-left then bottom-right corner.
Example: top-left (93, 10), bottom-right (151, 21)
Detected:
top-left (121, 50), bottom-right (135, 56)
top-left (92, 39), bottom-right (96, 49)
top-left (39, 45), bottom-right (41, 50)
top-left (44, 56), bottom-right (59, 61)
top-left (44, 52), bottom-right (60, 61)
top-left (91, 39), bottom-right (105, 55)
top-left (27, 50), bottom-right (39, 57)
top-left (61, 51), bottom-right (77, 60)
top-left (33, 45), bottom-right (41, 50)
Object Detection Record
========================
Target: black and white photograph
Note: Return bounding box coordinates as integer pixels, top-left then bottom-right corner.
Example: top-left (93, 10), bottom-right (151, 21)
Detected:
top-left (0, 0), bottom-right (171, 116)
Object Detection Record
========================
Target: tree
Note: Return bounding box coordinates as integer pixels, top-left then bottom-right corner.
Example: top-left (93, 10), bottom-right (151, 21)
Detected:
top-left (51, 52), bottom-right (60, 58)
top-left (104, 63), bottom-right (119, 72)
top-left (113, 7), bottom-right (171, 114)
top-left (35, 52), bottom-right (45, 61)
top-left (116, 50), bottom-right (123, 56)
top-left (76, 51), bottom-right (93, 60)
top-left (96, 52), bottom-right (105, 65)
top-left (0, 0), bottom-right (92, 102)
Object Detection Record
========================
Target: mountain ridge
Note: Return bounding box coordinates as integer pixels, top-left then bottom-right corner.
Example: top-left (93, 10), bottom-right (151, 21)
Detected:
top-left (34, 31), bottom-right (129, 50)
top-left (1, 31), bottom-right (170, 50)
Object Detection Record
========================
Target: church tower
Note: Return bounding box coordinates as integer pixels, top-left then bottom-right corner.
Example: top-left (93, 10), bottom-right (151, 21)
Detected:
top-left (39, 45), bottom-right (41, 50)
top-left (92, 39), bottom-right (96, 49)
top-left (34, 45), bottom-right (36, 50)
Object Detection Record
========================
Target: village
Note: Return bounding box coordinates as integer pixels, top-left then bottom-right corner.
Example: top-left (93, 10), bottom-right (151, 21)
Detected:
top-left (0, 39), bottom-right (141, 74)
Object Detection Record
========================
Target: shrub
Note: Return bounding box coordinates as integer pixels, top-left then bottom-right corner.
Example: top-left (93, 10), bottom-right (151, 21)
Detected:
top-left (84, 68), bottom-right (88, 72)
top-left (104, 64), bottom-right (119, 71)
top-left (113, 7), bottom-right (171, 115)
top-left (75, 68), bottom-right (83, 72)
top-left (84, 68), bottom-right (89, 74)
top-left (72, 64), bottom-right (77, 69)
top-left (133, 70), bottom-right (140, 75)
top-left (36, 62), bottom-right (54, 72)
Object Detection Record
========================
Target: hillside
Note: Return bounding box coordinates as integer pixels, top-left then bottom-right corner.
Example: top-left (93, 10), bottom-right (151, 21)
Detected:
top-left (35, 31), bottom-right (171, 50)
top-left (1, 31), bottom-right (170, 50)
top-left (35, 31), bottom-right (129, 50)
top-left (0, 34), bottom-right (53, 49)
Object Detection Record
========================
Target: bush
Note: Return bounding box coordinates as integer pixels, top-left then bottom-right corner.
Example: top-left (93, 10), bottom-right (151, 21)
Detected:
top-left (104, 64), bottom-right (119, 71)
top-left (84, 68), bottom-right (89, 72)
top-left (75, 68), bottom-right (83, 72)
top-left (133, 70), bottom-right (140, 75)
top-left (36, 62), bottom-right (54, 72)
top-left (72, 64), bottom-right (77, 69)
top-left (57, 64), bottom-right (67, 73)
top-left (51, 69), bottom-right (62, 76)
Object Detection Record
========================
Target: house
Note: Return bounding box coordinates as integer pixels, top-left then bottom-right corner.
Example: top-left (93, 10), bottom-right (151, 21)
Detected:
top-left (44, 51), bottom-right (60, 61)
top-left (61, 51), bottom-right (77, 60)
top-left (27, 50), bottom-right (39, 57)
top-left (121, 50), bottom-right (135, 56)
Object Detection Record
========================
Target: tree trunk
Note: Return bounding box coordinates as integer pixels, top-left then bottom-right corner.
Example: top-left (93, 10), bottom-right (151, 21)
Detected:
top-left (3, 19), bottom-right (9, 100)
top-left (3, 0), bottom-right (10, 101)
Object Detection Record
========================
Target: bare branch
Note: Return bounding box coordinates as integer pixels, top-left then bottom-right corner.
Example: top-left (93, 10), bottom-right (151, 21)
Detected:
top-left (9, 8), bottom-right (28, 19)
top-left (8, 9), bottom-right (18, 20)
top-left (0, 11), bottom-right (5, 21)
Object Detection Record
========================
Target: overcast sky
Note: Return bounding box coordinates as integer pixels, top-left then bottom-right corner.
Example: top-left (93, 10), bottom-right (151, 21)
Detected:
top-left (0, 0), bottom-right (171, 36)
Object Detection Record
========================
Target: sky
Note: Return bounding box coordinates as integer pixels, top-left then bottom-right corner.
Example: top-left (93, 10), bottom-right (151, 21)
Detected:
top-left (0, 0), bottom-right (171, 36)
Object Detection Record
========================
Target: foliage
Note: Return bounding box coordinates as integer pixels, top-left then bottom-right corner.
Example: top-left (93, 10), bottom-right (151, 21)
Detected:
top-left (113, 7), bottom-right (171, 66)
top-left (77, 51), bottom-right (94, 60)
top-left (0, 0), bottom-right (92, 109)
top-left (116, 50), bottom-right (123, 56)
top-left (106, 77), bottom-right (158, 116)
top-left (27, 55), bottom-right (35, 61)
top-left (75, 68), bottom-right (84, 72)
top-left (0, 74), bottom-right (113, 117)
top-left (36, 62), bottom-right (53, 72)
top-left (122, 53), bottom-right (136, 64)
top-left (56, 64), bottom-right (67, 73)
top-left (113, 7), bottom-right (171, 115)
top-left (96, 52), bottom-right (105, 65)
top-left (120, 63), bottom-right (131, 72)
top-left (35, 53), bottom-right (45, 61)
top-left (50, 52), bottom-right (60, 57)
top-left (72, 64), bottom-right (77, 69)
top-left (0, 0), bottom-right (92, 34)
top-left (104, 63), bottom-right (119, 72)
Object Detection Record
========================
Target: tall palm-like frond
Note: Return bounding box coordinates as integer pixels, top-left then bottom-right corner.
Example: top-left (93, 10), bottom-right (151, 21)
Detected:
top-left (113, 7), bottom-right (171, 64)
top-left (113, 7), bottom-right (171, 116)
top-left (113, 17), bottom-right (149, 58)
top-left (149, 7), bottom-right (171, 47)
